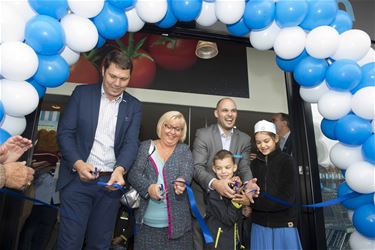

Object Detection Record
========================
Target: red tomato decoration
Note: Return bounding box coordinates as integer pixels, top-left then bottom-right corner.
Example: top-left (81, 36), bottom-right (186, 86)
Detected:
top-left (128, 49), bottom-right (156, 88)
top-left (67, 55), bottom-right (100, 84)
top-left (147, 35), bottom-right (198, 71)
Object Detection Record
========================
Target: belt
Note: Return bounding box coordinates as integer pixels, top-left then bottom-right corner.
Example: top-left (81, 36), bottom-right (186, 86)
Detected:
top-left (98, 172), bottom-right (112, 177)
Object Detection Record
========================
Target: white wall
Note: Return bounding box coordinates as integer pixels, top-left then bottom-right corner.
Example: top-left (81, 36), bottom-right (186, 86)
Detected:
top-left (47, 48), bottom-right (288, 113)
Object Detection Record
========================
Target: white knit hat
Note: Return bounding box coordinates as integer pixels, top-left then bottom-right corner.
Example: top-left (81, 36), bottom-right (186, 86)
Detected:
top-left (254, 120), bottom-right (276, 134)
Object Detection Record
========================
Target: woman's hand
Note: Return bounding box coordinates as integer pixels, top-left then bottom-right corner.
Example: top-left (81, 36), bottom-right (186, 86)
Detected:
top-left (174, 178), bottom-right (186, 195)
top-left (148, 184), bottom-right (164, 200)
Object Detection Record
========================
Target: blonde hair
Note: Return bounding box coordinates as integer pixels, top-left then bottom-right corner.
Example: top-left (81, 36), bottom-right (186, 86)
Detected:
top-left (156, 111), bottom-right (187, 143)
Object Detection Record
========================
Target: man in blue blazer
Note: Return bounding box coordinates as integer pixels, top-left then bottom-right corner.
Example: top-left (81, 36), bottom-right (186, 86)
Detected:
top-left (56, 50), bottom-right (142, 249)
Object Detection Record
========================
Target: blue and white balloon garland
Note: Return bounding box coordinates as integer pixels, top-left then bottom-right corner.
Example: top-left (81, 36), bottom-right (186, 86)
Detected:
top-left (0, 0), bottom-right (374, 247)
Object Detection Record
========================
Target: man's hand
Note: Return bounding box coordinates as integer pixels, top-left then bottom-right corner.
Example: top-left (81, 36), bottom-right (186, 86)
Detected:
top-left (0, 136), bottom-right (32, 164)
top-left (245, 178), bottom-right (260, 203)
top-left (174, 177), bottom-right (186, 195)
top-left (106, 166), bottom-right (126, 190)
top-left (4, 161), bottom-right (34, 190)
top-left (74, 160), bottom-right (96, 182)
top-left (212, 179), bottom-right (235, 199)
top-left (249, 153), bottom-right (257, 161)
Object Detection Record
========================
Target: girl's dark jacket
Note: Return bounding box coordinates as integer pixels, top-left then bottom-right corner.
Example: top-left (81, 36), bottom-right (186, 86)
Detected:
top-left (251, 148), bottom-right (299, 228)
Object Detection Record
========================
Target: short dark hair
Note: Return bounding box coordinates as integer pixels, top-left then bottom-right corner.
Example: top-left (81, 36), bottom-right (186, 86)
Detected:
top-left (275, 112), bottom-right (290, 127)
top-left (102, 49), bottom-right (132, 72)
top-left (213, 149), bottom-right (235, 165)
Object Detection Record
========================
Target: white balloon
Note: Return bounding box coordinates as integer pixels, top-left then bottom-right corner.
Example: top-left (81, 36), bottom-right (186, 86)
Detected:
top-left (332, 29), bottom-right (371, 61)
top-left (352, 86), bottom-right (375, 120)
top-left (0, 41), bottom-right (38, 81)
top-left (274, 26), bottom-right (306, 60)
top-left (249, 21), bottom-right (281, 51)
top-left (2, 0), bottom-right (36, 23)
top-left (0, 79), bottom-right (39, 116)
top-left (329, 143), bottom-right (364, 170)
top-left (196, 1), bottom-right (217, 27)
top-left (0, 4), bottom-right (26, 43)
top-left (357, 48), bottom-right (375, 67)
top-left (347, 210), bottom-right (354, 223)
top-left (61, 14), bottom-right (98, 52)
top-left (215, 0), bottom-right (245, 25)
top-left (135, 0), bottom-right (167, 23)
top-left (67, 0), bottom-right (105, 18)
top-left (60, 46), bottom-right (80, 66)
top-left (317, 90), bottom-right (352, 120)
top-left (349, 230), bottom-right (375, 250)
top-left (1, 114), bottom-right (26, 135)
top-left (346, 161), bottom-right (375, 194)
top-left (305, 26), bottom-right (339, 59)
top-left (299, 80), bottom-right (330, 103)
top-left (126, 8), bottom-right (145, 32)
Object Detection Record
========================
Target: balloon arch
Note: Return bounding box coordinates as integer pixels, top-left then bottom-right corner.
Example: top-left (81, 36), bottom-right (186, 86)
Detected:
top-left (0, 0), bottom-right (374, 248)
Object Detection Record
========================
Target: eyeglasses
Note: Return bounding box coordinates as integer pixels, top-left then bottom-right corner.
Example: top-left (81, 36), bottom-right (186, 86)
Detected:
top-left (164, 123), bottom-right (183, 133)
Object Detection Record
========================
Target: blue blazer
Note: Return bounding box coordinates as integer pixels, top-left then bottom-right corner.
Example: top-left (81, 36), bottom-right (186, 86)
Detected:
top-left (56, 84), bottom-right (142, 190)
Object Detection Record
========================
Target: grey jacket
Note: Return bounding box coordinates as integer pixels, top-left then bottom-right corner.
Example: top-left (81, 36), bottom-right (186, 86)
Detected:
top-left (192, 124), bottom-right (253, 215)
top-left (128, 140), bottom-right (194, 239)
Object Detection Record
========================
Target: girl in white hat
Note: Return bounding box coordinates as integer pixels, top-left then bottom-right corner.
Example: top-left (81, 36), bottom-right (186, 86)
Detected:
top-left (249, 120), bottom-right (302, 250)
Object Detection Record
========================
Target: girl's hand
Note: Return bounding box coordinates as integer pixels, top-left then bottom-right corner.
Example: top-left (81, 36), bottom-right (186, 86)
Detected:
top-left (174, 178), bottom-right (186, 195)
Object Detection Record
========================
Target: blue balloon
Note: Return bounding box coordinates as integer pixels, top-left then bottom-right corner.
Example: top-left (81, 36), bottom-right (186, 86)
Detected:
top-left (25, 15), bottom-right (65, 56)
top-left (27, 78), bottom-right (46, 98)
top-left (33, 55), bottom-right (70, 88)
top-left (244, 0), bottom-right (275, 30)
top-left (335, 114), bottom-right (372, 145)
top-left (157, 0), bottom-right (178, 29)
top-left (338, 182), bottom-right (374, 210)
top-left (171, 0), bottom-right (202, 22)
top-left (300, 0), bottom-right (338, 30)
top-left (275, 50), bottom-right (308, 72)
top-left (108, 0), bottom-right (134, 10)
top-left (29, 0), bottom-right (68, 19)
top-left (353, 204), bottom-right (375, 238)
top-left (96, 35), bottom-right (106, 49)
top-left (352, 62), bottom-right (375, 94)
top-left (294, 56), bottom-right (328, 87)
top-left (330, 10), bottom-right (353, 34)
top-left (320, 118), bottom-right (337, 140)
top-left (0, 128), bottom-right (11, 144)
top-left (93, 2), bottom-right (128, 40)
top-left (0, 101), bottom-right (4, 125)
top-left (227, 18), bottom-right (251, 37)
top-left (362, 134), bottom-right (375, 165)
top-left (326, 59), bottom-right (362, 91)
top-left (275, 0), bottom-right (308, 27)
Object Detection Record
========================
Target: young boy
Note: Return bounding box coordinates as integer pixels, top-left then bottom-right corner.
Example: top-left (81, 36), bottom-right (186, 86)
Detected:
top-left (205, 149), bottom-right (247, 250)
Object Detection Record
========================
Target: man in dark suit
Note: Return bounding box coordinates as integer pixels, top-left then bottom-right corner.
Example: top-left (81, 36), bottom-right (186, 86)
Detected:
top-left (272, 113), bottom-right (293, 155)
top-left (192, 98), bottom-right (259, 249)
top-left (56, 50), bottom-right (142, 249)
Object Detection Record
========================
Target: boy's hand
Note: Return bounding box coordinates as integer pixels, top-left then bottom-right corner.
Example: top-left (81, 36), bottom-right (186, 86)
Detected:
top-left (232, 176), bottom-right (242, 187)
top-left (232, 193), bottom-right (250, 206)
top-left (242, 206), bottom-right (252, 217)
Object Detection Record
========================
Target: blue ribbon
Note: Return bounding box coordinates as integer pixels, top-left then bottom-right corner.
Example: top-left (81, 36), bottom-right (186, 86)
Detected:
top-left (233, 154), bottom-right (243, 159)
top-left (262, 191), bottom-right (360, 208)
top-left (185, 184), bottom-right (214, 245)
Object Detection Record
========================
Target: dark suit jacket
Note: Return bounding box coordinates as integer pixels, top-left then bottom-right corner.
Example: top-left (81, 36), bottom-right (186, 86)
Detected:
top-left (192, 124), bottom-right (253, 214)
top-left (56, 84), bottom-right (142, 190)
top-left (282, 133), bottom-right (293, 156)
